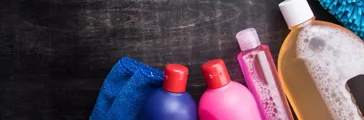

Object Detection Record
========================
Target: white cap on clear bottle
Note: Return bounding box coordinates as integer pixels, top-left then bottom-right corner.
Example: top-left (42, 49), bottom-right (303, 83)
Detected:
top-left (235, 28), bottom-right (261, 51)
top-left (279, 0), bottom-right (314, 27)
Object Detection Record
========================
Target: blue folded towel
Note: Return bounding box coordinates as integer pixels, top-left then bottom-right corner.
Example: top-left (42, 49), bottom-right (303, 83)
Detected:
top-left (89, 57), bottom-right (164, 120)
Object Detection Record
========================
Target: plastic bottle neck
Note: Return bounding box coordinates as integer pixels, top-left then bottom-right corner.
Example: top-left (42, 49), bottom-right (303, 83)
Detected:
top-left (288, 17), bottom-right (315, 30)
top-left (241, 45), bottom-right (262, 53)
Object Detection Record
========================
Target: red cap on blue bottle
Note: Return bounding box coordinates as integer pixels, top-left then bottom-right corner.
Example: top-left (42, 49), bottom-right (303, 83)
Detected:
top-left (163, 64), bottom-right (189, 93)
top-left (201, 59), bottom-right (231, 89)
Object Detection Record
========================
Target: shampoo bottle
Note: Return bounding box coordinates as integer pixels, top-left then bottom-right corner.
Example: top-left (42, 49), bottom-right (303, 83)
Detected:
top-left (198, 59), bottom-right (261, 120)
top-left (139, 64), bottom-right (197, 120)
top-left (278, 0), bottom-right (364, 119)
top-left (236, 28), bottom-right (293, 120)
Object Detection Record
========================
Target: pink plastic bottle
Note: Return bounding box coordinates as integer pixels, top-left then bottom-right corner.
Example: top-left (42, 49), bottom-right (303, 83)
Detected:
top-left (198, 59), bottom-right (262, 120)
top-left (236, 28), bottom-right (293, 120)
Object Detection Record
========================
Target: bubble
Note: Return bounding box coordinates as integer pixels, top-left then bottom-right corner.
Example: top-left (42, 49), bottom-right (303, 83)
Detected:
top-left (304, 38), bottom-right (309, 43)
top-left (264, 102), bottom-right (268, 106)
top-left (325, 61), bottom-right (330, 66)
top-left (335, 98), bottom-right (341, 102)
top-left (273, 108), bottom-right (278, 113)
top-left (248, 54), bottom-right (253, 59)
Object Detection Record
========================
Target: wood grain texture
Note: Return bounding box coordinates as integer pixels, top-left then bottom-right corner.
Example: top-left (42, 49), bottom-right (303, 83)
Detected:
top-left (0, 0), bottom-right (360, 119)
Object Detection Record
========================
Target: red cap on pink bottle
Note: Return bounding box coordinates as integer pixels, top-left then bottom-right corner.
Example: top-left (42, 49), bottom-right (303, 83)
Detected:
top-left (198, 59), bottom-right (262, 120)
top-left (201, 59), bottom-right (230, 89)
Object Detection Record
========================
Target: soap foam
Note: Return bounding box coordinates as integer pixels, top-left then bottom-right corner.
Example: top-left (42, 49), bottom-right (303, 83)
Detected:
top-left (243, 53), bottom-right (289, 120)
top-left (296, 25), bottom-right (364, 120)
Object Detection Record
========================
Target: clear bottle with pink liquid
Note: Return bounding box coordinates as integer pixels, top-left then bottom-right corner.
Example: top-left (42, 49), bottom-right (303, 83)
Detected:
top-left (236, 28), bottom-right (293, 120)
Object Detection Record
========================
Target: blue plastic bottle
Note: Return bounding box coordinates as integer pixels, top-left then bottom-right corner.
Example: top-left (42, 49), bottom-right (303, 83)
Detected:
top-left (138, 64), bottom-right (197, 120)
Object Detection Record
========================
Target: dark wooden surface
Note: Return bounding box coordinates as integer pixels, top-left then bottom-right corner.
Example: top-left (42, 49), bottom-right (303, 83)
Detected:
top-left (0, 0), bottom-right (362, 119)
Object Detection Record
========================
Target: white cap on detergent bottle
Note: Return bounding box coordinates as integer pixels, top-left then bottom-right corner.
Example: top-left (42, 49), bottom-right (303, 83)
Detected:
top-left (235, 28), bottom-right (261, 52)
top-left (279, 0), bottom-right (314, 27)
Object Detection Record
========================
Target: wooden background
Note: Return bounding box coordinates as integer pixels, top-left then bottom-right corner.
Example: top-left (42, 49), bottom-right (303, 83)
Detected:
top-left (1, 0), bottom-right (363, 119)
